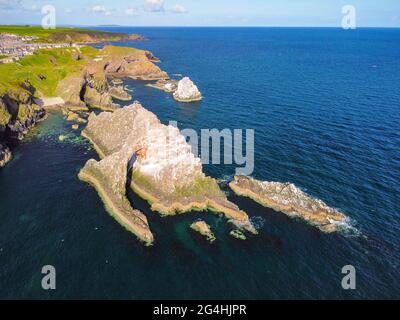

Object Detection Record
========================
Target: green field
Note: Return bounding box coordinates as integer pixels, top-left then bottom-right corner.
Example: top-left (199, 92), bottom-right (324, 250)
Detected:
top-left (0, 47), bottom-right (85, 96)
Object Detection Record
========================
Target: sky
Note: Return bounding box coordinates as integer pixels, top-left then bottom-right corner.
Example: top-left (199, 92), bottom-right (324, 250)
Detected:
top-left (0, 0), bottom-right (399, 27)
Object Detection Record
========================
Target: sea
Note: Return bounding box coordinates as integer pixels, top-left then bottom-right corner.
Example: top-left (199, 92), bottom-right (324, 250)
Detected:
top-left (0, 27), bottom-right (399, 299)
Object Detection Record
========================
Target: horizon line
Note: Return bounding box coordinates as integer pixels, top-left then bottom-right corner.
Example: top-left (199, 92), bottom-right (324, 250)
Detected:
top-left (2, 24), bottom-right (399, 29)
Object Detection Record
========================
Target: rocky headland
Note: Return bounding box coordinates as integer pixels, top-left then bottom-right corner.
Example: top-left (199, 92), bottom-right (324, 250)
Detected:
top-left (0, 44), bottom-right (168, 166)
top-left (229, 176), bottom-right (347, 233)
top-left (79, 102), bottom-right (257, 243)
top-left (190, 220), bottom-right (216, 243)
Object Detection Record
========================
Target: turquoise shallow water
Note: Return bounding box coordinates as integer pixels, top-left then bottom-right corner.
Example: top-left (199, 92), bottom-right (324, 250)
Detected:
top-left (0, 28), bottom-right (399, 299)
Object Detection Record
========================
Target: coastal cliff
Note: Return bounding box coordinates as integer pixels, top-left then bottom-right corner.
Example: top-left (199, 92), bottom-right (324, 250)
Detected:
top-left (79, 102), bottom-right (257, 243)
top-left (0, 82), bottom-right (45, 167)
top-left (229, 176), bottom-right (347, 233)
top-left (0, 44), bottom-right (168, 166)
top-left (0, 25), bottom-right (144, 44)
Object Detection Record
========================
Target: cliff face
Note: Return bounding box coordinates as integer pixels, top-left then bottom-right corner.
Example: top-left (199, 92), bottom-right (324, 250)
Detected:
top-left (79, 102), bottom-right (257, 244)
top-left (0, 82), bottom-right (45, 167)
top-left (229, 176), bottom-right (347, 233)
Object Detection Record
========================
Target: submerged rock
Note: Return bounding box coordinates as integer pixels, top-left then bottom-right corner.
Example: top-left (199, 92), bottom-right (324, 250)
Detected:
top-left (0, 144), bottom-right (12, 167)
top-left (229, 176), bottom-right (347, 233)
top-left (80, 102), bottom-right (257, 244)
top-left (190, 220), bottom-right (216, 243)
top-left (173, 77), bottom-right (202, 103)
top-left (230, 229), bottom-right (246, 240)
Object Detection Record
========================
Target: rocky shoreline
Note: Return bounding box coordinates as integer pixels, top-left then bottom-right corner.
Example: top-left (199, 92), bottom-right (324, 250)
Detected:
top-left (229, 176), bottom-right (347, 233)
top-left (0, 31), bottom-right (351, 246)
top-left (0, 82), bottom-right (46, 167)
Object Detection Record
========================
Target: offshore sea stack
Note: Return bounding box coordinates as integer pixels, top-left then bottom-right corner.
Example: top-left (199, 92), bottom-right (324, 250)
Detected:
top-left (173, 77), bottom-right (202, 102)
top-left (229, 176), bottom-right (347, 233)
top-left (79, 102), bottom-right (256, 244)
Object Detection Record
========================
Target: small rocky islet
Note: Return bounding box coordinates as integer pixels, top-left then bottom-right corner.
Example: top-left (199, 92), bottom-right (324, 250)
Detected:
top-left (0, 28), bottom-right (350, 246)
top-left (229, 176), bottom-right (348, 233)
top-left (190, 220), bottom-right (216, 243)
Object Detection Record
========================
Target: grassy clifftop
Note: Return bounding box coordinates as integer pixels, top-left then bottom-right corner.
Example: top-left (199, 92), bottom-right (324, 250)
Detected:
top-left (0, 25), bottom-right (140, 43)
top-left (0, 47), bottom-right (85, 96)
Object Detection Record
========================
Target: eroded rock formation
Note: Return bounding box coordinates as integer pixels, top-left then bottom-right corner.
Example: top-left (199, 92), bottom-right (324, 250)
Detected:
top-left (79, 102), bottom-right (257, 244)
top-left (109, 85), bottom-right (132, 101)
top-left (229, 176), bottom-right (347, 233)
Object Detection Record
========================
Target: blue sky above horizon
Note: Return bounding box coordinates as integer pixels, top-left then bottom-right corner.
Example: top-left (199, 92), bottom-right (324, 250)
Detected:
top-left (0, 0), bottom-right (399, 27)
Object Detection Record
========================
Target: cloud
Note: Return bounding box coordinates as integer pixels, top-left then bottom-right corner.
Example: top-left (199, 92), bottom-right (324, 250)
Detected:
top-left (125, 7), bottom-right (139, 16)
top-left (65, 8), bottom-right (73, 14)
top-left (0, 0), bottom-right (22, 10)
top-left (0, 1), bottom-right (42, 13)
top-left (105, 10), bottom-right (116, 16)
top-left (92, 5), bottom-right (106, 13)
top-left (144, 0), bottom-right (164, 13)
top-left (91, 4), bottom-right (115, 16)
top-left (25, 4), bottom-right (40, 12)
top-left (171, 4), bottom-right (188, 14)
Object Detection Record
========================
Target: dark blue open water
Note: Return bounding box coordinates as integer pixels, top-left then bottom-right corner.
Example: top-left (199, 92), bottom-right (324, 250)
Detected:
top-left (0, 28), bottom-right (399, 299)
